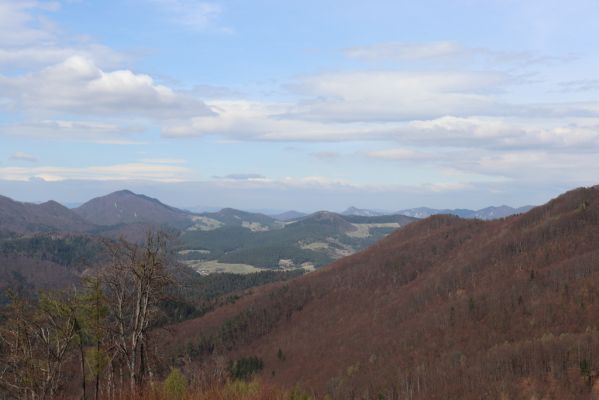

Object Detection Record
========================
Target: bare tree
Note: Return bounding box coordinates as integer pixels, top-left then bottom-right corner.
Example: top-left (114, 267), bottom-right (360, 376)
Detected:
top-left (101, 230), bottom-right (172, 395)
top-left (0, 292), bottom-right (77, 400)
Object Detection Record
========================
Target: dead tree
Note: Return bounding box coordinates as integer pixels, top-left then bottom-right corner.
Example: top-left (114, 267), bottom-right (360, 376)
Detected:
top-left (0, 293), bottom-right (77, 399)
top-left (101, 230), bottom-right (172, 395)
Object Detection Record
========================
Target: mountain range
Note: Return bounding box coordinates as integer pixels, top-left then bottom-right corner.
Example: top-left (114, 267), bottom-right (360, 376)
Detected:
top-left (0, 190), bottom-right (540, 276)
top-left (0, 190), bottom-right (418, 276)
top-left (341, 204), bottom-right (534, 220)
top-left (2, 185), bottom-right (599, 398)
top-left (163, 185), bottom-right (599, 399)
top-left (0, 195), bottom-right (92, 234)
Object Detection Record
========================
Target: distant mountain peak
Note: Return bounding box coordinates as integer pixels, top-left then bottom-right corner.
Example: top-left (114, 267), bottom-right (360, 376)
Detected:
top-left (74, 190), bottom-right (191, 227)
top-left (112, 189), bottom-right (135, 196)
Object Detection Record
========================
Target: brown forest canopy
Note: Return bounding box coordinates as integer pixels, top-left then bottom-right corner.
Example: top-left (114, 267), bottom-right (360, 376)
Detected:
top-left (165, 186), bottom-right (599, 399)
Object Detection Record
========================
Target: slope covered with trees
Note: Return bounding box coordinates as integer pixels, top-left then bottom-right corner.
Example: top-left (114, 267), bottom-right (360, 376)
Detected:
top-left (165, 186), bottom-right (599, 399)
top-left (0, 195), bottom-right (93, 234)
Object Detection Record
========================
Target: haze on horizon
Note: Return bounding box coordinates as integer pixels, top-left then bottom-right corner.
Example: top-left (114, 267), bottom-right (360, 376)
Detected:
top-left (1, 0), bottom-right (599, 210)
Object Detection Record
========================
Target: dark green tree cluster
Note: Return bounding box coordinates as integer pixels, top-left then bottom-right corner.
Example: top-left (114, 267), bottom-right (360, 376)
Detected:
top-left (228, 356), bottom-right (264, 380)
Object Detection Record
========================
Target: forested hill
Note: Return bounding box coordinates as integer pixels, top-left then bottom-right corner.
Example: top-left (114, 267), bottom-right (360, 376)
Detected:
top-left (167, 186), bottom-right (599, 399)
top-left (0, 195), bottom-right (93, 234)
top-left (73, 189), bottom-right (193, 227)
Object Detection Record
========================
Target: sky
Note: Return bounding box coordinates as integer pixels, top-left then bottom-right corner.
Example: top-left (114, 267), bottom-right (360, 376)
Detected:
top-left (1, 0), bottom-right (599, 212)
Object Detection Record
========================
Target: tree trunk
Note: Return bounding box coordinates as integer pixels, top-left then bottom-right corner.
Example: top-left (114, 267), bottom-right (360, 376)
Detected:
top-left (94, 339), bottom-right (100, 400)
top-left (79, 339), bottom-right (86, 400)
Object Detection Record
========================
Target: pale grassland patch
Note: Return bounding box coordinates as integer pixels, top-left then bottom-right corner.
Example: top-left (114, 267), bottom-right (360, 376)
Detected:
top-left (184, 260), bottom-right (266, 275)
top-left (301, 262), bottom-right (316, 271)
top-left (278, 259), bottom-right (295, 268)
top-left (177, 249), bottom-right (210, 255)
top-left (299, 241), bottom-right (330, 251)
top-left (186, 216), bottom-right (224, 231)
top-left (299, 238), bottom-right (355, 259)
top-left (241, 221), bottom-right (270, 231)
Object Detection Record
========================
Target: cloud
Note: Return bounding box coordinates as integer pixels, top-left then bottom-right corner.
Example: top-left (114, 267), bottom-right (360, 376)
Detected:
top-left (0, 1), bottom-right (60, 48)
top-left (0, 44), bottom-right (127, 69)
top-left (139, 158), bottom-right (187, 164)
top-left (0, 1), bottom-right (126, 69)
top-left (150, 0), bottom-right (231, 33)
top-left (0, 162), bottom-right (192, 182)
top-left (367, 148), bottom-right (434, 161)
top-left (405, 116), bottom-right (599, 149)
top-left (0, 2), bottom-right (213, 142)
top-left (163, 97), bottom-right (599, 153)
top-left (367, 146), bottom-right (599, 185)
top-left (466, 150), bottom-right (599, 183)
top-left (284, 70), bottom-right (509, 122)
top-left (0, 119), bottom-right (145, 140)
top-left (1, 2), bottom-right (598, 201)
top-left (0, 56), bottom-right (214, 118)
top-left (344, 41), bottom-right (468, 61)
top-left (9, 151), bottom-right (37, 162)
top-left (422, 182), bottom-right (474, 192)
top-left (343, 41), bottom-right (575, 67)
top-left (213, 173), bottom-right (266, 181)
top-left (162, 100), bottom-right (400, 141)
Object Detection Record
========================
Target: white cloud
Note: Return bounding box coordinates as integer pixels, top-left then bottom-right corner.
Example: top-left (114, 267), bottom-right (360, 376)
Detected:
top-left (1, 2), bottom-right (597, 199)
top-left (162, 100), bottom-right (397, 141)
top-left (422, 182), bottom-right (474, 192)
top-left (0, 162), bottom-right (192, 182)
top-left (9, 151), bottom-right (37, 162)
top-left (0, 1), bottom-right (126, 69)
top-left (139, 158), bottom-right (187, 164)
top-left (284, 70), bottom-right (508, 122)
top-left (367, 148), bottom-right (434, 161)
top-left (405, 116), bottom-right (599, 149)
top-left (213, 173), bottom-right (266, 181)
top-left (0, 2), bottom-right (214, 142)
top-left (0, 1), bottom-right (60, 47)
top-left (163, 97), bottom-right (599, 155)
top-left (344, 41), bottom-right (468, 61)
top-left (0, 119), bottom-right (144, 140)
top-left (343, 41), bottom-right (575, 67)
top-left (470, 150), bottom-right (599, 182)
top-left (0, 56), bottom-right (213, 118)
top-left (0, 44), bottom-right (127, 69)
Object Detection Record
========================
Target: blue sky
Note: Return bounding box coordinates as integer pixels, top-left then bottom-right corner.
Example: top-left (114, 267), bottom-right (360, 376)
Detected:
top-left (1, 0), bottom-right (599, 211)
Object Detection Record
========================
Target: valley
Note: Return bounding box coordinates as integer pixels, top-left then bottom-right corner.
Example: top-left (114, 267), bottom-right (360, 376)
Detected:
top-left (1, 186), bottom-right (594, 399)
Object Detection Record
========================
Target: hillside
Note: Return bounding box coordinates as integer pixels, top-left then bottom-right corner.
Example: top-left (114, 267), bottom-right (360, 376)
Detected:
top-left (166, 186), bottom-right (599, 399)
top-left (0, 233), bottom-right (106, 299)
top-left (0, 195), bottom-right (93, 234)
top-left (199, 208), bottom-right (283, 231)
top-left (177, 211), bottom-right (418, 272)
top-left (74, 190), bottom-right (193, 228)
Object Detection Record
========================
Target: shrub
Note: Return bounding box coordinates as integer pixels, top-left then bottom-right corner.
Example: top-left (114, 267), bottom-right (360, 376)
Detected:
top-left (163, 368), bottom-right (188, 400)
